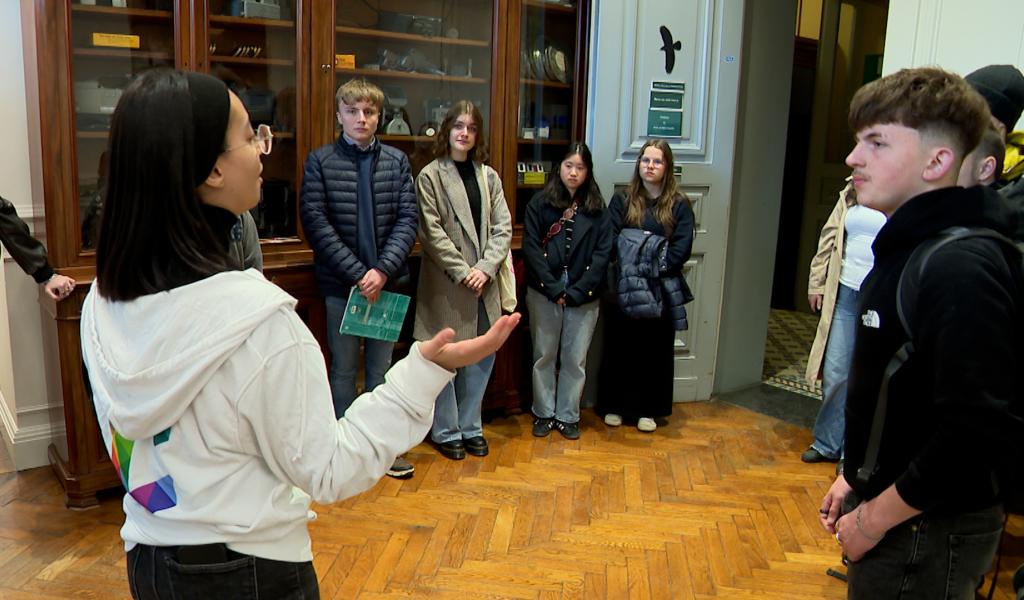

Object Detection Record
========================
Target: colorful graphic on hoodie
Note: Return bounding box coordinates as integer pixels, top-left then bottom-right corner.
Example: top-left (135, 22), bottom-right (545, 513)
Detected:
top-left (110, 425), bottom-right (177, 513)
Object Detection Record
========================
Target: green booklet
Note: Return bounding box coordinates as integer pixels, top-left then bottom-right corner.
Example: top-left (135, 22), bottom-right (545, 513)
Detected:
top-left (339, 288), bottom-right (411, 342)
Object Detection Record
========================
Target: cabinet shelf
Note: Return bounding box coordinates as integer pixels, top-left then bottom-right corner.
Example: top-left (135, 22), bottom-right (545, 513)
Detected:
top-left (517, 183), bottom-right (546, 189)
top-left (209, 15), bottom-right (296, 29)
top-left (524, 0), bottom-right (576, 14)
top-left (73, 48), bottom-right (173, 61)
top-left (70, 5), bottom-right (173, 20)
top-left (210, 55), bottom-right (295, 66)
top-left (335, 26), bottom-right (488, 48)
top-left (521, 77), bottom-right (572, 89)
top-left (335, 67), bottom-right (486, 84)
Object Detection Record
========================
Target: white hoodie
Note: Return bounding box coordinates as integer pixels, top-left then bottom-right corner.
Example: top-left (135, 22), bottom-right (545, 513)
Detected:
top-left (80, 269), bottom-right (452, 562)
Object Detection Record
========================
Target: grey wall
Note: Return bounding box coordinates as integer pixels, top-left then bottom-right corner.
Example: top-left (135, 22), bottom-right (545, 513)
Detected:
top-left (712, 0), bottom-right (796, 394)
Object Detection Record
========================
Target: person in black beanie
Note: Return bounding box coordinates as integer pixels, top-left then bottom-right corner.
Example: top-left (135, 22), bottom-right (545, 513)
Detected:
top-left (966, 64), bottom-right (1024, 223)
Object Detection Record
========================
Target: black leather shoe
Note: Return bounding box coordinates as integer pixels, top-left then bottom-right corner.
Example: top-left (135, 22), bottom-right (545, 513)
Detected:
top-left (437, 440), bottom-right (466, 460)
top-left (464, 436), bottom-right (489, 457)
top-left (801, 447), bottom-right (838, 463)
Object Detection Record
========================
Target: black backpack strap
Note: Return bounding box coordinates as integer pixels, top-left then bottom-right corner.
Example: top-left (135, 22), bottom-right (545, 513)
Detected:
top-left (857, 226), bottom-right (1021, 487)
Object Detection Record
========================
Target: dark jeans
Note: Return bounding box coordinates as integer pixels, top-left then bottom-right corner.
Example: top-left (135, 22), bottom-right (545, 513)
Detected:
top-left (127, 544), bottom-right (319, 599)
top-left (847, 504), bottom-right (1003, 600)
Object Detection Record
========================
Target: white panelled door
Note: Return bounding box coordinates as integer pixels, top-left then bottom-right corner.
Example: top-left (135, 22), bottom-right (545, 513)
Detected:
top-left (587, 0), bottom-right (744, 401)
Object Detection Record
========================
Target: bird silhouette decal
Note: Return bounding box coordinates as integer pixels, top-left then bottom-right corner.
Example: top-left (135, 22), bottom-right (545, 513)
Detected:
top-left (659, 25), bottom-right (682, 74)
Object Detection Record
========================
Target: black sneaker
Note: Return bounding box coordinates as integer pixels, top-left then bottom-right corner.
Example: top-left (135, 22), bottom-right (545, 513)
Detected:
top-left (555, 420), bottom-right (580, 440)
top-left (532, 417), bottom-right (555, 437)
top-left (386, 455), bottom-right (415, 479)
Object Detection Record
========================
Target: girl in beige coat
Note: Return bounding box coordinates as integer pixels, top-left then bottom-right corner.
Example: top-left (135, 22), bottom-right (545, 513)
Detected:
top-left (803, 180), bottom-right (884, 464)
top-left (414, 101), bottom-right (513, 461)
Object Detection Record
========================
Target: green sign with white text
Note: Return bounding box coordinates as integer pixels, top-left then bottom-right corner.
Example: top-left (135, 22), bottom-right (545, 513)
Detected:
top-left (647, 109), bottom-right (683, 137)
top-left (650, 91), bottom-right (683, 109)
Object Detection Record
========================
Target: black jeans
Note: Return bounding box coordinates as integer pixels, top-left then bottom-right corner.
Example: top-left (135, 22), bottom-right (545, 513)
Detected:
top-left (847, 504), bottom-right (1003, 600)
top-left (127, 544), bottom-right (319, 599)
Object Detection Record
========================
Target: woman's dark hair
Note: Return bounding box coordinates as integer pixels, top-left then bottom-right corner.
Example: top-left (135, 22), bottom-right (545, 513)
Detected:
top-left (432, 100), bottom-right (489, 163)
top-left (542, 141), bottom-right (604, 213)
top-left (96, 69), bottom-right (232, 301)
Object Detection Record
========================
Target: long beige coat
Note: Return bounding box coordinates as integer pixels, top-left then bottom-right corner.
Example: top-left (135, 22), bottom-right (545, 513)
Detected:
top-left (804, 181), bottom-right (856, 384)
top-left (413, 158), bottom-right (512, 341)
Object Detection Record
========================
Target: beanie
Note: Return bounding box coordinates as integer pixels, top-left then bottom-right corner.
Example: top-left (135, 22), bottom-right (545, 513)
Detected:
top-left (184, 72), bottom-right (231, 188)
top-left (965, 64), bottom-right (1024, 132)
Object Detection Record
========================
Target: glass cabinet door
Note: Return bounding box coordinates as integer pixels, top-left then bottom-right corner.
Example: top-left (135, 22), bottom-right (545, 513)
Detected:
top-left (204, 0), bottom-right (300, 241)
top-left (515, 0), bottom-right (578, 224)
top-left (335, 0), bottom-right (494, 176)
top-left (69, 1), bottom-right (178, 251)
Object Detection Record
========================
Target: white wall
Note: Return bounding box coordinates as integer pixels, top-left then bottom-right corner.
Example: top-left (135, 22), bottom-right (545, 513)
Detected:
top-left (712, 0), bottom-right (796, 394)
top-left (0, 0), bottom-right (65, 470)
top-left (883, 0), bottom-right (1024, 131)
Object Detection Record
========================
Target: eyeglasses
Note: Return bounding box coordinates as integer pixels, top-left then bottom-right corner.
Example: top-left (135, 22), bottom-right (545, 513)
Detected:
top-left (224, 123), bottom-right (273, 155)
top-left (541, 202), bottom-right (578, 246)
top-left (640, 157), bottom-right (664, 167)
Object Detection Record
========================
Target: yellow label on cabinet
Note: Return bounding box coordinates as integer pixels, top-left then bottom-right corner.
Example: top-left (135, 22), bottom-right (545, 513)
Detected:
top-left (91, 33), bottom-right (140, 49)
top-left (524, 171), bottom-right (546, 185)
top-left (335, 54), bottom-right (355, 69)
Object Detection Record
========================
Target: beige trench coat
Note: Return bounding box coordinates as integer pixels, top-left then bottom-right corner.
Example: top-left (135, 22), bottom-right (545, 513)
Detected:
top-left (804, 181), bottom-right (856, 384)
top-left (413, 158), bottom-right (512, 341)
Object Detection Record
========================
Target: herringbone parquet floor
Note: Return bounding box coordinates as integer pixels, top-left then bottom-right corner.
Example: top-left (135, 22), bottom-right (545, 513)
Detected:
top-left (1, 403), bottom-right (1020, 599)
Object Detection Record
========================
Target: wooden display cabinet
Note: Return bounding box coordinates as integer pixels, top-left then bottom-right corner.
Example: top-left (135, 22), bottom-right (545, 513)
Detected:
top-left (32, 0), bottom-right (589, 508)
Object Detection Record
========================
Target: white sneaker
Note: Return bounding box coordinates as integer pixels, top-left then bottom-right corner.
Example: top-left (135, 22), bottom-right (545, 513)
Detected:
top-left (637, 417), bottom-right (657, 432)
top-left (604, 413), bottom-right (622, 427)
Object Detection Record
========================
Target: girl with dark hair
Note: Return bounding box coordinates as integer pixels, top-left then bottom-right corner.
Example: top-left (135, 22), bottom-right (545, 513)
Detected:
top-left (596, 139), bottom-right (695, 433)
top-left (414, 100), bottom-right (513, 460)
top-left (522, 142), bottom-right (613, 439)
top-left (81, 70), bottom-right (518, 597)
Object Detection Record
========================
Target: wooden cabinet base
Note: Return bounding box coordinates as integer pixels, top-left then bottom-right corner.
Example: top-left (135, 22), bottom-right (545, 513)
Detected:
top-left (48, 443), bottom-right (120, 510)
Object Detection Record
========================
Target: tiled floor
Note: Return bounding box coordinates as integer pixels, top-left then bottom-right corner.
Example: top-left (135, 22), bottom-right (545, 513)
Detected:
top-left (762, 308), bottom-right (822, 399)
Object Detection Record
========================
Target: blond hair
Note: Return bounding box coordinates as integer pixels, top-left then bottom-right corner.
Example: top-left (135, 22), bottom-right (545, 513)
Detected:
top-left (335, 78), bottom-right (384, 111)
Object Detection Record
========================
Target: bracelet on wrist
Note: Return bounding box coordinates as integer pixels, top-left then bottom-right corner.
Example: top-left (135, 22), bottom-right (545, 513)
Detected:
top-left (855, 505), bottom-right (885, 542)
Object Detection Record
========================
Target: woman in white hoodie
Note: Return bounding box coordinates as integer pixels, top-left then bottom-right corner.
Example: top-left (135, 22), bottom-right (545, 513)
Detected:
top-left (81, 69), bottom-right (518, 599)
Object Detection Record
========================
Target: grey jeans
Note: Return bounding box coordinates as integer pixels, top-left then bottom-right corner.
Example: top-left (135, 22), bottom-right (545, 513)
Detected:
top-left (847, 503), bottom-right (1003, 600)
top-left (526, 287), bottom-right (600, 424)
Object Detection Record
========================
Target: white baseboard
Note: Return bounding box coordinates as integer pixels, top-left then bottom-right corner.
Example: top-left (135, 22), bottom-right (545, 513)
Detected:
top-left (0, 394), bottom-right (66, 470)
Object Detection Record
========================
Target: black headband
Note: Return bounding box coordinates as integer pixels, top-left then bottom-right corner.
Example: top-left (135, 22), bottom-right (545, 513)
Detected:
top-left (185, 72), bottom-right (231, 188)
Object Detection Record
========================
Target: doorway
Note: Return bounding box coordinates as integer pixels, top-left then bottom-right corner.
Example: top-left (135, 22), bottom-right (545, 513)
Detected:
top-left (762, 0), bottom-right (888, 398)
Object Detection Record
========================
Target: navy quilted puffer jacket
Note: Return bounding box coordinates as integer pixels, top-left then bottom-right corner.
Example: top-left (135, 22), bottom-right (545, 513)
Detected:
top-left (300, 138), bottom-right (418, 297)
top-left (616, 228), bottom-right (691, 330)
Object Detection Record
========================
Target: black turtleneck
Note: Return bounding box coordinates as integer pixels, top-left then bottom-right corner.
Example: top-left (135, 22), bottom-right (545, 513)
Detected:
top-left (454, 159), bottom-right (482, 242)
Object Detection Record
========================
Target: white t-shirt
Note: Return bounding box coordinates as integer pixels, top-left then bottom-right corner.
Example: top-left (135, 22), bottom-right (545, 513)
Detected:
top-left (839, 204), bottom-right (886, 290)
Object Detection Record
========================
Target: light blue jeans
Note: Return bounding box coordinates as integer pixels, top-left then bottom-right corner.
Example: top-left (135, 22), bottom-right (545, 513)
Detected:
top-left (526, 287), bottom-right (600, 424)
top-left (325, 295), bottom-right (394, 418)
top-left (811, 283), bottom-right (859, 459)
top-left (431, 301), bottom-right (494, 444)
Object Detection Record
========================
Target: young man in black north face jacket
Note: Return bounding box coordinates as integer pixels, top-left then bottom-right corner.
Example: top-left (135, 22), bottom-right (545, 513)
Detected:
top-left (817, 67), bottom-right (1024, 600)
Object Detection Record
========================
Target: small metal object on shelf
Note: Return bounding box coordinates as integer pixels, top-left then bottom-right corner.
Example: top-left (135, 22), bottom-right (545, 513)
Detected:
top-left (228, 0), bottom-right (282, 20)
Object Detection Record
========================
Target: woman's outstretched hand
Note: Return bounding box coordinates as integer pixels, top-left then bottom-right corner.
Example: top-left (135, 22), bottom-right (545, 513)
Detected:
top-left (420, 313), bottom-right (521, 371)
